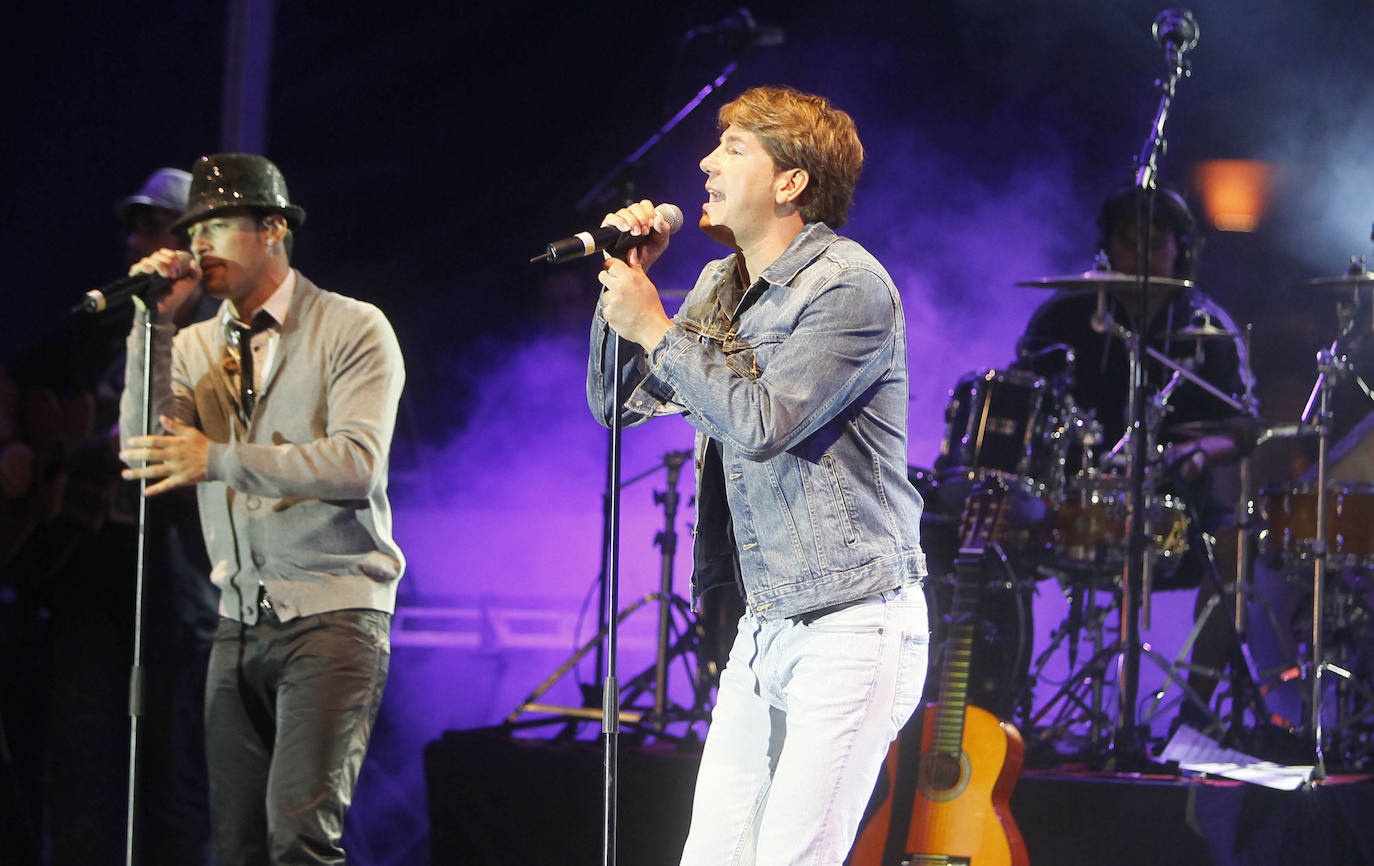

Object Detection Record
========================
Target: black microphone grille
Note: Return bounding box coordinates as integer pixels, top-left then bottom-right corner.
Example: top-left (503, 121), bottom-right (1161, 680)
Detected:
top-left (1153, 8), bottom-right (1199, 51)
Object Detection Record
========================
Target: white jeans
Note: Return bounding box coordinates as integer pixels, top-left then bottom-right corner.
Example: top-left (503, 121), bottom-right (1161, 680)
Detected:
top-left (679, 584), bottom-right (930, 866)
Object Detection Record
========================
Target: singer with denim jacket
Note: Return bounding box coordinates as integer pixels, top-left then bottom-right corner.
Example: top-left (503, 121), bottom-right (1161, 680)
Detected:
top-left (587, 86), bottom-right (929, 865)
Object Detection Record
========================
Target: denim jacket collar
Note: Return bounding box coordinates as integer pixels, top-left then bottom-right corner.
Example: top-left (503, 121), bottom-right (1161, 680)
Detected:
top-left (681, 222), bottom-right (839, 339)
top-left (758, 221), bottom-right (837, 287)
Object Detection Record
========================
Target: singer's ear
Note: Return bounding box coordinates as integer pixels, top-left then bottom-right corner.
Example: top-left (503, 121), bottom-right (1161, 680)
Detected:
top-left (260, 213), bottom-right (288, 248)
top-left (774, 167), bottom-right (809, 206)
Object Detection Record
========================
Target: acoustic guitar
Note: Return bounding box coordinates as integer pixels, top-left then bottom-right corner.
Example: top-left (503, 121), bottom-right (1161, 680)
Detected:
top-left (849, 482), bottom-right (1029, 866)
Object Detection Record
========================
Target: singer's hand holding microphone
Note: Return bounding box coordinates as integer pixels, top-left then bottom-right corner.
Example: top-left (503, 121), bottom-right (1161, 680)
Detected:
top-left (131, 249), bottom-right (201, 318)
top-left (595, 200), bottom-right (683, 350)
top-left (73, 248), bottom-right (199, 316)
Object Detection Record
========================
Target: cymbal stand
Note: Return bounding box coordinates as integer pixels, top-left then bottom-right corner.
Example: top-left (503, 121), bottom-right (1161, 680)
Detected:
top-left (652, 451), bottom-right (687, 726)
top-left (1025, 569), bottom-right (1210, 759)
top-left (504, 449), bottom-right (710, 739)
top-left (613, 450), bottom-right (715, 734)
top-left (1295, 326), bottom-right (1370, 778)
top-left (1025, 575), bottom-right (1117, 754)
top-left (1137, 531), bottom-right (1271, 738)
top-left (1090, 296), bottom-right (1251, 762)
top-left (1230, 324), bottom-right (1270, 737)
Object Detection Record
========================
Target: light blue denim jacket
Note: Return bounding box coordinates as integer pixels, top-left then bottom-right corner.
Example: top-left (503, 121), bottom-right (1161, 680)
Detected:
top-left (588, 222), bottom-right (925, 620)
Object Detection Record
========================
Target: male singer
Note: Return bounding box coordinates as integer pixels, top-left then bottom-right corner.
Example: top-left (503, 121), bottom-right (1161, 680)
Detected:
top-left (118, 153), bottom-right (404, 864)
top-left (588, 85), bottom-right (929, 864)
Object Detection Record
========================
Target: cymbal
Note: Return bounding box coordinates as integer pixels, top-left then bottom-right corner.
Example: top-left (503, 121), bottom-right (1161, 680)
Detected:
top-left (1168, 417), bottom-right (1265, 438)
top-left (1304, 270), bottom-right (1374, 290)
top-left (1169, 322), bottom-right (1239, 341)
top-left (1015, 270), bottom-right (1193, 291)
top-left (1167, 416), bottom-right (1310, 443)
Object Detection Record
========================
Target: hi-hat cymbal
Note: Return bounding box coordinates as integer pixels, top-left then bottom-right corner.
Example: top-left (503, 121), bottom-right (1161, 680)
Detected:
top-left (1168, 417), bottom-right (1268, 439)
top-left (1015, 270), bottom-right (1193, 291)
top-left (1304, 270), bottom-right (1374, 290)
top-left (1167, 417), bottom-right (1312, 448)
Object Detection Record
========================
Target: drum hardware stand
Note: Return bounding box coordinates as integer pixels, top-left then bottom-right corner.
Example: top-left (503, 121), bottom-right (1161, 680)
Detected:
top-left (1137, 532), bottom-right (1272, 742)
top-left (1313, 586), bottom-right (1374, 768)
top-left (1296, 318), bottom-right (1374, 778)
top-left (1025, 577), bottom-right (1116, 754)
top-left (1024, 571), bottom-right (1210, 761)
top-left (1300, 254), bottom-right (1374, 772)
top-left (504, 449), bottom-right (713, 740)
top-left (1090, 294), bottom-right (1250, 764)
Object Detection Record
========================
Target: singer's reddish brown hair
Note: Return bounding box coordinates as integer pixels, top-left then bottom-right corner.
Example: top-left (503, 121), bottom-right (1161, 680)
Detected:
top-left (718, 86), bottom-right (864, 228)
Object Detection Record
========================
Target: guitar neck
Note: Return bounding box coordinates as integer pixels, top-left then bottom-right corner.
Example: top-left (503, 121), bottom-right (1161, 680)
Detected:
top-left (930, 554), bottom-right (981, 754)
top-left (931, 481), bottom-right (1008, 754)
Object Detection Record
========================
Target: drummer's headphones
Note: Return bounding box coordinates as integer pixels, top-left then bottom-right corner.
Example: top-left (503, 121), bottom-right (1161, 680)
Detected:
top-left (1095, 185), bottom-right (1199, 280)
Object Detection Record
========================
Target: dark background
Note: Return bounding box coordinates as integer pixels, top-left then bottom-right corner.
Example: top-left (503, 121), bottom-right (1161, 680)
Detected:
top-left (8, 0), bottom-right (1373, 452)
top-left (4, 1), bottom-right (1373, 864)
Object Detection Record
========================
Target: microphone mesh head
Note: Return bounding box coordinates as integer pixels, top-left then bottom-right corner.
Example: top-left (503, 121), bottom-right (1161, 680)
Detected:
top-left (656, 203), bottom-right (685, 236)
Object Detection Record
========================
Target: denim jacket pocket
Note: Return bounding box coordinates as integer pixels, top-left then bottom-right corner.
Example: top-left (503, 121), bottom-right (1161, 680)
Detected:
top-left (821, 453), bottom-right (859, 545)
top-left (722, 334), bottom-right (783, 381)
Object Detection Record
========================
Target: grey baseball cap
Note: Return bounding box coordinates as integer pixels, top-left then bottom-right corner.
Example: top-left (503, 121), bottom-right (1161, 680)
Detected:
top-left (117, 167), bottom-right (192, 222)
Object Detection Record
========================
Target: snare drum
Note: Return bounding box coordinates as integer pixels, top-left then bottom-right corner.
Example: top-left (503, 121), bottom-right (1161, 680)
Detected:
top-left (1259, 483), bottom-right (1374, 568)
top-left (936, 368), bottom-right (1070, 499)
top-left (1045, 474), bottom-right (1190, 570)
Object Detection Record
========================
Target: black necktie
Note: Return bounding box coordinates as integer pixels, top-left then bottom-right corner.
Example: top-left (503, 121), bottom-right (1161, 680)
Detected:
top-left (232, 313), bottom-right (273, 417)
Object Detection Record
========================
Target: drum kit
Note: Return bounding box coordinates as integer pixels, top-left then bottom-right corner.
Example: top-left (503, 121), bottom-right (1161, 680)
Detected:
top-left (920, 260), bottom-right (1374, 773)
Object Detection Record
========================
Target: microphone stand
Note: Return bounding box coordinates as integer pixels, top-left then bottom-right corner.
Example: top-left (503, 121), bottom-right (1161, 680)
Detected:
top-left (576, 59), bottom-right (739, 215)
top-left (1111, 18), bottom-right (1196, 767)
top-left (124, 295), bottom-right (160, 866)
top-left (600, 335), bottom-right (626, 866)
top-left (564, 32), bottom-right (759, 866)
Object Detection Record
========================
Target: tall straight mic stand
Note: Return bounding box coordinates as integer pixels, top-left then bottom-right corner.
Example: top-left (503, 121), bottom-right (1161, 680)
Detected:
top-left (599, 334), bottom-right (627, 866)
top-left (1109, 15), bottom-right (1196, 767)
top-left (568, 38), bottom-right (756, 866)
top-left (124, 299), bottom-right (160, 866)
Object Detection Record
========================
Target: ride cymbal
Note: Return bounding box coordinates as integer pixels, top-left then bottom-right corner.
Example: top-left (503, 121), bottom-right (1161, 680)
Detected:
top-left (1015, 270), bottom-right (1193, 291)
top-left (1304, 270), bottom-right (1374, 290)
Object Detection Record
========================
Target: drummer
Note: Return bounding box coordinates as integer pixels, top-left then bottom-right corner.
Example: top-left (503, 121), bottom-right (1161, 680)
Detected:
top-left (1016, 183), bottom-right (1258, 731)
top-left (1019, 184), bottom-right (1255, 477)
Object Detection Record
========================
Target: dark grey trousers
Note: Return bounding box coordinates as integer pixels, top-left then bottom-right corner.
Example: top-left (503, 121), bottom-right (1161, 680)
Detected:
top-left (205, 609), bottom-right (391, 865)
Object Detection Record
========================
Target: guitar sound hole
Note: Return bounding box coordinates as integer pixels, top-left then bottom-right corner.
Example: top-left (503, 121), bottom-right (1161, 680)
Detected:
top-left (912, 747), bottom-right (967, 802)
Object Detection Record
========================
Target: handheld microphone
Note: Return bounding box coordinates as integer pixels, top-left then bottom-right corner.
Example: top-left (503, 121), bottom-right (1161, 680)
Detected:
top-left (73, 272), bottom-right (174, 314)
top-left (531, 203), bottom-right (684, 264)
top-left (1152, 9), bottom-right (1199, 65)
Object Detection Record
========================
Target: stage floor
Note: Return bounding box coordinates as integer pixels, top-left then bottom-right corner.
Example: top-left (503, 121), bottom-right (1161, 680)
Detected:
top-left (424, 729), bottom-right (1374, 866)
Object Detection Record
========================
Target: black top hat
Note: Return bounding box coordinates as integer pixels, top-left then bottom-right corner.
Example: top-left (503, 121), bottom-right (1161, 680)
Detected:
top-left (171, 153), bottom-right (307, 233)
